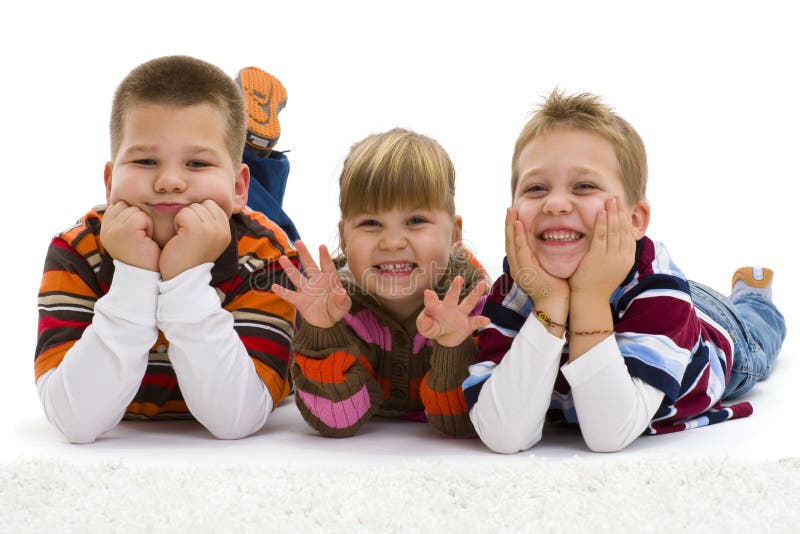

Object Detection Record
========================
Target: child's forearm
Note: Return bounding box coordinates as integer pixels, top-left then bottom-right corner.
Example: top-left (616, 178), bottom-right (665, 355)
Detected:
top-left (291, 320), bottom-right (382, 437)
top-left (561, 335), bottom-right (665, 452)
top-left (567, 293), bottom-right (615, 361)
top-left (37, 261), bottom-right (158, 443)
top-left (421, 339), bottom-right (478, 437)
top-left (157, 263), bottom-right (276, 440)
top-left (469, 316), bottom-right (565, 454)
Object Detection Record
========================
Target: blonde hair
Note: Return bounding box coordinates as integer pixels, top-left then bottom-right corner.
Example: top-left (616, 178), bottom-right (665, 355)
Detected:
top-left (339, 128), bottom-right (456, 219)
top-left (109, 55), bottom-right (246, 163)
top-left (511, 90), bottom-right (647, 204)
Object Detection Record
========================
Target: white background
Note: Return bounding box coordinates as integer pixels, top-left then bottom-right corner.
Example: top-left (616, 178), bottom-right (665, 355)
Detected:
top-left (1, 0), bottom-right (796, 460)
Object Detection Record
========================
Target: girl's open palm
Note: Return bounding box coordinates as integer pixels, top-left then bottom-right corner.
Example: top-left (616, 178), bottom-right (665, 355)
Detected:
top-left (416, 276), bottom-right (490, 348)
top-left (271, 240), bottom-right (351, 328)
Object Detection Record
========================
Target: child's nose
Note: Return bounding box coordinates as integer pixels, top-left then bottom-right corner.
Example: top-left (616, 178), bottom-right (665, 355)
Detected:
top-left (154, 166), bottom-right (188, 193)
top-left (379, 231), bottom-right (408, 250)
top-left (542, 192), bottom-right (572, 214)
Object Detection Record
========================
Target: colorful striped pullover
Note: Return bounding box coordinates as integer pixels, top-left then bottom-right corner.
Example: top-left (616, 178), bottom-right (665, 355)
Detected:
top-left (465, 237), bottom-right (752, 452)
top-left (291, 251), bottom-right (487, 438)
top-left (35, 206), bottom-right (297, 442)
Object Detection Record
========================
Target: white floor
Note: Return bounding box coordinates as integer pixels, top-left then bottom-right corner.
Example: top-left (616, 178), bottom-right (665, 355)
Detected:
top-left (4, 330), bottom-right (796, 470)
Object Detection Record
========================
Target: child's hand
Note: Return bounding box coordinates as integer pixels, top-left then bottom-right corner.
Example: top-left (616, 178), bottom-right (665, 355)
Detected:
top-left (100, 201), bottom-right (161, 272)
top-left (159, 200), bottom-right (231, 281)
top-left (506, 208), bottom-right (569, 324)
top-left (416, 276), bottom-right (490, 347)
top-left (271, 240), bottom-right (351, 329)
top-left (569, 196), bottom-right (636, 300)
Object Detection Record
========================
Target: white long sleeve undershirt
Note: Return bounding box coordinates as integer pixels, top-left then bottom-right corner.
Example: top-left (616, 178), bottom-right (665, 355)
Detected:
top-left (469, 314), bottom-right (665, 453)
top-left (37, 261), bottom-right (272, 443)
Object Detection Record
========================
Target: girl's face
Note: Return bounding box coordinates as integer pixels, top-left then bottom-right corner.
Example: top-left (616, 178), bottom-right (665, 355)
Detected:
top-left (340, 206), bottom-right (462, 322)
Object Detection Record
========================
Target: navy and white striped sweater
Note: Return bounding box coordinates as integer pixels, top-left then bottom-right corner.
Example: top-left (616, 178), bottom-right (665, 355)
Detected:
top-left (464, 236), bottom-right (752, 435)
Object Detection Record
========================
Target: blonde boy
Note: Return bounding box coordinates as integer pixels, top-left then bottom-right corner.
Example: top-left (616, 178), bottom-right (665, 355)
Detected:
top-left (35, 56), bottom-right (297, 443)
top-left (465, 91), bottom-right (786, 453)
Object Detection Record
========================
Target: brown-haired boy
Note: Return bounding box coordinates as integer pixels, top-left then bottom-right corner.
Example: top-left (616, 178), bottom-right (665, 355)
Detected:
top-left (464, 90), bottom-right (786, 453)
top-left (35, 55), bottom-right (297, 443)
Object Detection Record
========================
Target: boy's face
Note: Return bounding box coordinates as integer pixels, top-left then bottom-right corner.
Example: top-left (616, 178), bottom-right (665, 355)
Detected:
top-left (339, 207), bottom-right (462, 321)
top-left (104, 103), bottom-right (248, 248)
top-left (513, 128), bottom-right (649, 279)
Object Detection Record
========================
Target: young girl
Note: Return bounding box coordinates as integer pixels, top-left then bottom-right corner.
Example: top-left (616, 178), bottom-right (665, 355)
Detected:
top-left (271, 128), bottom-right (489, 438)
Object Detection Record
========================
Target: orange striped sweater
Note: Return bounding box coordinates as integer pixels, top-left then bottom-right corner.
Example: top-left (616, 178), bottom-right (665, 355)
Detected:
top-left (36, 206), bottom-right (297, 420)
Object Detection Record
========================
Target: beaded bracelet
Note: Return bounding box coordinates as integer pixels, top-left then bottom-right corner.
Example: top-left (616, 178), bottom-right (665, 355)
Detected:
top-left (568, 328), bottom-right (613, 336)
top-left (534, 310), bottom-right (565, 329)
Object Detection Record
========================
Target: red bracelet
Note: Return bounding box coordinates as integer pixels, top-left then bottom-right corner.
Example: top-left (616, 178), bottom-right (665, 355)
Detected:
top-left (568, 328), bottom-right (613, 336)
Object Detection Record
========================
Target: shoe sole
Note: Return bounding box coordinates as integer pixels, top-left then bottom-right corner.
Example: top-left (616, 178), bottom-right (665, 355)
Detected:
top-left (731, 266), bottom-right (773, 289)
top-left (237, 67), bottom-right (287, 150)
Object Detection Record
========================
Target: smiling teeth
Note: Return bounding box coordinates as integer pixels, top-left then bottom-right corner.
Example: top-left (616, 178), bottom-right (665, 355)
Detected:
top-left (377, 263), bottom-right (414, 272)
top-left (542, 231), bottom-right (581, 241)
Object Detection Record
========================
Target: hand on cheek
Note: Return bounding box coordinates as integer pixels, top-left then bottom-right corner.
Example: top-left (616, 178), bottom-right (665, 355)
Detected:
top-left (159, 200), bottom-right (231, 281)
top-left (569, 196), bottom-right (636, 299)
top-left (100, 201), bottom-right (161, 272)
top-left (506, 208), bottom-right (569, 331)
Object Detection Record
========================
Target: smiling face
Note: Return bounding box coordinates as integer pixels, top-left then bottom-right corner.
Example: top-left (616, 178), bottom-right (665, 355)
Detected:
top-left (340, 207), bottom-right (461, 321)
top-left (513, 127), bottom-right (649, 279)
top-left (104, 102), bottom-right (249, 247)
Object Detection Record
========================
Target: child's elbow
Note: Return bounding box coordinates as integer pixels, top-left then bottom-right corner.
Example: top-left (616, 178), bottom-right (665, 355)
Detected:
top-left (206, 415), bottom-right (268, 440)
top-left (203, 409), bottom-right (268, 440)
top-left (61, 429), bottom-right (100, 445)
top-left (475, 424), bottom-right (542, 454)
top-left (583, 433), bottom-right (635, 453)
top-left (208, 426), bottom-right (253, 440)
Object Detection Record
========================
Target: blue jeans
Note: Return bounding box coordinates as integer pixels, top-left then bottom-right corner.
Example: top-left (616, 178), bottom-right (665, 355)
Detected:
top-left (689, 281), bottom-right (786, 399)
top-left (243, 148), bottom-right (300, 242)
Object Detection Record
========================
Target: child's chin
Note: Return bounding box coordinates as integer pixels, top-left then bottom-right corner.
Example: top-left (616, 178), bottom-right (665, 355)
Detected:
top-left (538, 258), bottom-right (579, 280)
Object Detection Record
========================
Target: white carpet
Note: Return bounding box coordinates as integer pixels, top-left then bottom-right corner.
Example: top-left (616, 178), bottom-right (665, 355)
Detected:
top-left (2, 455), bottom-right (798, 533)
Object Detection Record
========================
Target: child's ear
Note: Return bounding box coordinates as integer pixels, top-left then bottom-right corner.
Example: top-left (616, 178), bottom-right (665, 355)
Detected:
top-left (453, 215), bottom-right (464, 244)
top-left (451, 215), bottom-right (463, 249)
top-left (103, 162), bottom-right (113, 204)
top-left (231, 163), bottom-right (250, 214)
top-left (338, 220), bottom-right (346, 255)
top-left (630, 200), bottom-right (650, 240)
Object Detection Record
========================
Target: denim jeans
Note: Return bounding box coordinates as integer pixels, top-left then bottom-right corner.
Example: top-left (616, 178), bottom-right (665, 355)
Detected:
top-left (689, 281), bottom-right (786, 399)
top-left (243, 148), bottom-right (300, 242)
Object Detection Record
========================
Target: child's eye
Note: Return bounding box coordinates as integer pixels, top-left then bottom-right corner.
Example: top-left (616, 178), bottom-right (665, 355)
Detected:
top-left (187, 160), bottom-right (211, 168)
top-left (523, 184), bottom-right (547, 195)
top-left (133, 159), bottom-right (157, 166)
top-left (358, 219), bottom-right (381, 228)
top-left (575, 182), bottom-right (598, 192)
top-left (408, 216), bottom-right (428, 226)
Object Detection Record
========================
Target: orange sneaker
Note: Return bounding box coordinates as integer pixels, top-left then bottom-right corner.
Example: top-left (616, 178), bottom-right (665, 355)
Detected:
top-left (731, 266), bottom-right (773, 300)
top-left (236, 67), bottom-right (287, 152)
top-left (731, 267), bottom-right (773, 289)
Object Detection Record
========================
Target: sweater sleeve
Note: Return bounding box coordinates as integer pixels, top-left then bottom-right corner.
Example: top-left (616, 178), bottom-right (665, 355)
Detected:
top-left (290, 320), bottom-right (383, 438)
top-left (156, 263), bottom-right (275, 440)
top-left (468, 316), bottom-right (566, 453)
top-left (420, 336), bottom-right (480, 438)
top-left (36, 256), bottom-right (158, 443)
top-left (561, 335), bottom-right (666, 452)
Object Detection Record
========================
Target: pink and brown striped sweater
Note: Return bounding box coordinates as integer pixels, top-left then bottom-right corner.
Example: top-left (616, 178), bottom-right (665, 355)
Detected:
top-left (291, 251), bottom-right (487, 438)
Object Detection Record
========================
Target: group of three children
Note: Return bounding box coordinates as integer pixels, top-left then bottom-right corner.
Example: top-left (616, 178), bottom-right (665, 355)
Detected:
top-left (35, 55), bottom-right (786, 452)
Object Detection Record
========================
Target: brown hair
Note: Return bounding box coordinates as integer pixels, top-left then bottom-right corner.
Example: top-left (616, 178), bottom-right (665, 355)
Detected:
top-left (109, 55), bottom-right (245, 163)
top-left (511, 90), bottom-right (647, 204)
top-left (339, 128), bottom-right (456, 219)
